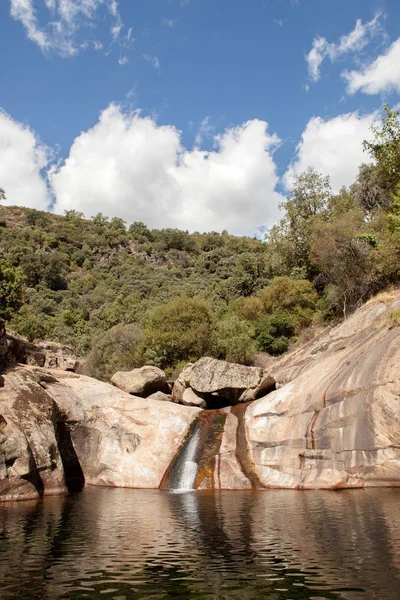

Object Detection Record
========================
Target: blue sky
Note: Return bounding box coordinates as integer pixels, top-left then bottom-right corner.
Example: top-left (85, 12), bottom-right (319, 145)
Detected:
top-left (0, 0), bottom-right (399, 235)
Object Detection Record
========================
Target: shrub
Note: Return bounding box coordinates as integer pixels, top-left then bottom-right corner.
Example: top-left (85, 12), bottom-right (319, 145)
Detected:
top-left (387, 310), bottom-right (400, 328)
top-left (260, 276), bottom-right (318, 315)
top-left (254, 310), bottom-right (295, 355)
top-left (138, 297), bottom-right (214, 370)
top-left (84, 323), bottom-right (142, 381)
top-left (0, 260), bottom-right (25, 320)
top-left (9, 305), bottom-right (51, 341)
top-left (213, 314), bottom-right (256, 364)
top-left (234, 296), bottom-right (263, 322)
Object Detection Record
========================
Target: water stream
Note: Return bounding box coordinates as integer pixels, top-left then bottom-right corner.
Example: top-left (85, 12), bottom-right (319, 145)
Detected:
top-left (166, 420), bottom-right (201, 490)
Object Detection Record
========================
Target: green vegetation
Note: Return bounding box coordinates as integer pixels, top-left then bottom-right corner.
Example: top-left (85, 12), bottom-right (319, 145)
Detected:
top-left (0, 104), bottom-right (399, 378)
top-left (0, 260), bottom-right (25, 321)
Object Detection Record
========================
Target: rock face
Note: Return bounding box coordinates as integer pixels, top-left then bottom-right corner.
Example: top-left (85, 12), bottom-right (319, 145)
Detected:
top-left (0, 368), bottom-right (68, 502)
top-left (111, 366), bottom-right (169, 397)
top-left (244, 294), bottom-right (400, 489)
top-left (0, 366), bottom-right (200, 501)
top-left (1, 290), bottom-right (400, 501)
top-left (5, 332), bottom-right (79, 371)
top-left (167, 292), bottom-right (400, 490)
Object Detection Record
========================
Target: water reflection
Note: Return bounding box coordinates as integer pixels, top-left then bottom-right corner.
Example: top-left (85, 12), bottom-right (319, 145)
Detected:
top-left (0, 488), bottom-right (399, 599)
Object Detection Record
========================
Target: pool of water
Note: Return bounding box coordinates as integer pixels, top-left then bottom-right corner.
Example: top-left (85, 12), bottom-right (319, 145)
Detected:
top-left (0, 488), bottom-right (399, 600)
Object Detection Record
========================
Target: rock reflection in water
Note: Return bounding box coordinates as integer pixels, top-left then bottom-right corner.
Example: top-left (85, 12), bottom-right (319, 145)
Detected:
top-left (0, 488), bottom-right (399, 600)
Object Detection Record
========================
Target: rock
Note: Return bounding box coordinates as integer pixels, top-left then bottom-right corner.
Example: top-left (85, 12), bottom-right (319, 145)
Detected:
top-left (172, 378), bottom-right (186, 403)
top-left (5, 332), bottom-right (78, 371)
top-left (147, 392), bottom-right (174, 402)
top-left (46, 372), bottom-right (201, 489)
top-left (0, 320), bottom-right (7, 368)
top-left (171, 363), bottom-right (193, 403)
top-left (188, 357), bottom-right (275, 403)
top-left (0, 365), bottom-right (200, 501)
top-left (1, 289), bottom-right (400, 501)
top-left (0, 366), bottom-right (68, 502)
top-left (181, 388), bottom-right (207, 408)
top-left (244, 292), bottom-right (400, 490)
top-left (31, 367), bottom-right (58, 384)
top-left (111, 366), bottom-right (169, 397)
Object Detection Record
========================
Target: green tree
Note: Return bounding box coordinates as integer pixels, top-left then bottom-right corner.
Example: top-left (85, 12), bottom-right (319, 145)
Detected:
top-left (84, 323), bottom-right (142, 381)
top-left (310, 213), bottom-right (373, 317)
top-left (213, 314), bottom-right (256, 364)
top-left (0, 188), bottom-right (5, 202)
top-left (254, 310), bottom-right (295, 355)
top-left (230, 252), bottom-right (268, 296)
top-left (353, 164), bottom-right (390, 214)
top-left (259, 276), bottom-right (318, 331)
top-left (363, 104), bottom-right (400, 192)
top-left (0, 260), bottom-right (25, 320)
top-left (138, 297), bottom-right (215, 370)
top-left (265, 168), bottom-right (331, 277)
top-left (388, 184), bottom-right (400, 232)
top-left (234, 296), bottom-right (263, 322)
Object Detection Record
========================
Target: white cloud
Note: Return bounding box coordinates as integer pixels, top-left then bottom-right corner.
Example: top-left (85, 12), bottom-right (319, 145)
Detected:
top-left (162, 18), bottom-right (176, 28)
top-left (143, 54), bottom-right (160, 70)
top-left (9, 0), bottom-right (127, 57)
top-left (284, 111), bottom-right (377, 192)
top-left (50, 104), bottom-right (283, 235)
top-left (306, 15), bottom-right (383, 82)
top-left (194, 117), bottom-right (215, 148)
top-left (0, 110), bottom-right (52, 210)
top-left (343, 37), bottom-right (400, 95)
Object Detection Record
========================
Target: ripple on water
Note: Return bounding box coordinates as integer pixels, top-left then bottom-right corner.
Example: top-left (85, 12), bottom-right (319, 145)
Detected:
top-left (0, 488), bottom-right (400, 599)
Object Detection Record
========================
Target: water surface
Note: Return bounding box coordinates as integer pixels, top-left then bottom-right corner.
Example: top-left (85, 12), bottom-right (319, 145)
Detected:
top-left (0, 488), bottom-right (399, 600)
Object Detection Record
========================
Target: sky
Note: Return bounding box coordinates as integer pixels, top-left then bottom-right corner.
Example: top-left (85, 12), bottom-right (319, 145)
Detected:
top-left (0, 0), bottom-right (399, 236)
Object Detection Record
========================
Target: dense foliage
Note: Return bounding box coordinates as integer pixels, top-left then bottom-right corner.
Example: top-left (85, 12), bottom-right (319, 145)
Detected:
top-left (0, 104), bottom-right (399, 378)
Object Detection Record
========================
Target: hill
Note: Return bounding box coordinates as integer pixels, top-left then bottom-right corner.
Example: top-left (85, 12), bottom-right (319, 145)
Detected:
top-left (0, 107), bottom-right (399, 378)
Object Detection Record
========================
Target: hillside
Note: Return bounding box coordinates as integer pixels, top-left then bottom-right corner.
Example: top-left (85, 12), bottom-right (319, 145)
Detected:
top-left (1, 107), bottom-right (400, 379)
top-left (0, 205), bottom-right (275, 371)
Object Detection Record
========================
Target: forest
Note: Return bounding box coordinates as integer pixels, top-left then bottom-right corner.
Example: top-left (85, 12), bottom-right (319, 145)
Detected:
top-left (0, 105), bottom-right (399, 379)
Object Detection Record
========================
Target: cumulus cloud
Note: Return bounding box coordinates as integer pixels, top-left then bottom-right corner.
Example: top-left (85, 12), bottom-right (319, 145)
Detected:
top-left (284, 111), bottom-right (377, 192)
top-left (343, 37), bottom-right (400, 95)
top-left (9, 0), bottom-right (128, 57)
top-left (0, 110), bottom-right (52, 210)
top-left (306, 15), bottom-right (383, 82)
top-left (50, 104), bottom-right (283, 235)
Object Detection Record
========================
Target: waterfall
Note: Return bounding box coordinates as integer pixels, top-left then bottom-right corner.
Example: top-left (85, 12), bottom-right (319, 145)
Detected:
top-left (168, 422), bottom-right (201, 491)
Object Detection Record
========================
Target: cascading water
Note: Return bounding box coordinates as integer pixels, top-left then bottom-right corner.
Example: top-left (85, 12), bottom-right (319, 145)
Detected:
top-left (163, 407), bottom-right (256, 491)
top-left (167, 421), bottom-right (201, 491)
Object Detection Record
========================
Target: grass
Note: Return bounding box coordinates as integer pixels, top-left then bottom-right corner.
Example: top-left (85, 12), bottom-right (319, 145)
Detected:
top-left (387, 309), bottom-right (400, 328)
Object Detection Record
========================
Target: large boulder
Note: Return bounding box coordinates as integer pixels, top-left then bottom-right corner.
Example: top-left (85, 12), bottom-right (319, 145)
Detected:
top-left (111, 365), bottom-right (169, 397)
top-left (46, 372), bottom-right (200, 489)
top-left (186, 357), bottom-right (275, 403)
top-left (0, 367), bottom-right (68, 501)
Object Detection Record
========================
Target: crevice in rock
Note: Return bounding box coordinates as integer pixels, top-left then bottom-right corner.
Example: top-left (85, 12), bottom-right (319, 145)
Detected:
top-left (20, 442), bottom-right (44, 497)
top-left (54, 415), bottom-right (85, 493)
top-left (231, 403), bottom-right (265, 489)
